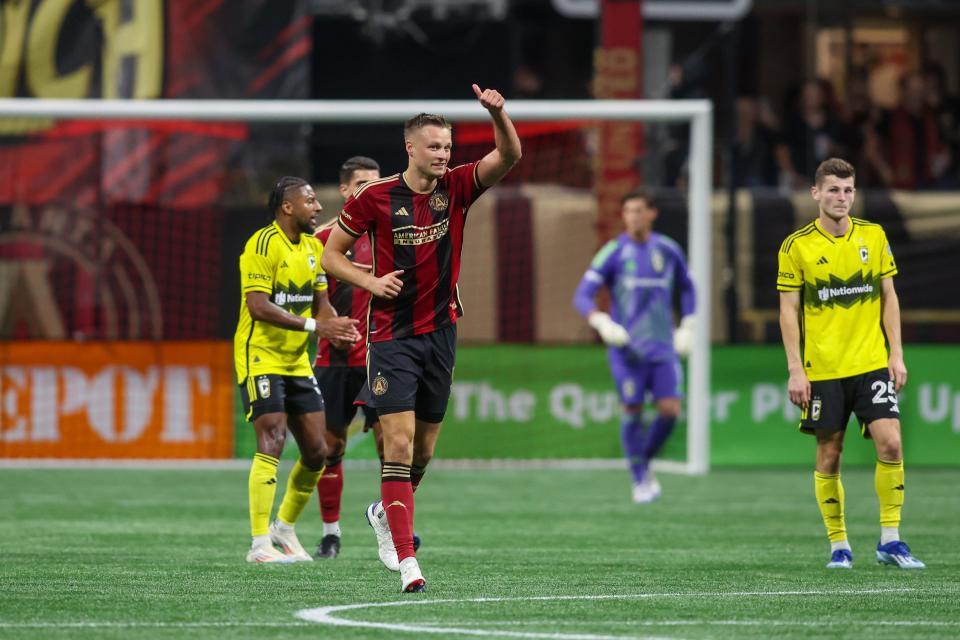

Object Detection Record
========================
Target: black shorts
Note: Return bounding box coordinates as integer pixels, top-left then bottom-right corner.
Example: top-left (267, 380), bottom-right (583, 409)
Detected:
top-left (800, 368), bottom-right (901, 438)
top-left (314, 365), bottom-right (377, 434)
top-left (240, 373), bottom-right (325, 422)
top-left (367, 324), bottom-right (456, 422)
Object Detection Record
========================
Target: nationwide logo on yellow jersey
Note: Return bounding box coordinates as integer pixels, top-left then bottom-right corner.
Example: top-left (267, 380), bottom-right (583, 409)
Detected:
top-left (273, 281), bottom-right (314, 314)
top-left (805, 271), bottom-right (881, 309)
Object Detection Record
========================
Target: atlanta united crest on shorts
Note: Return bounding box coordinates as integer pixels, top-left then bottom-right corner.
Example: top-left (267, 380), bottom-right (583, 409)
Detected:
top-left (371, 375), bottom-right (389, 396)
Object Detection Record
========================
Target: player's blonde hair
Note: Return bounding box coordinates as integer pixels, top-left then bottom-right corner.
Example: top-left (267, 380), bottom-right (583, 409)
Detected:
top-left (404, 113), bottom-right (452, 140)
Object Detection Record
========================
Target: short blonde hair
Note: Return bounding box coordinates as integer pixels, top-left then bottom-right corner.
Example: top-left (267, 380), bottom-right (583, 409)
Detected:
top-left (403, 113), bottom-right (452, 140)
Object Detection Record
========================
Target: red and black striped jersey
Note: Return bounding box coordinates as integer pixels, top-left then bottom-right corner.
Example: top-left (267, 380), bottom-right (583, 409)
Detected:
top-left (337, 162), bottom-right (486, 342)
top-left (314, 223), bottom-right (372, 367)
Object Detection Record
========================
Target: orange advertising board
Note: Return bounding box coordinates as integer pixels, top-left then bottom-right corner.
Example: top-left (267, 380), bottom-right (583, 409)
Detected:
top-left (0, 342), bottom-right (234, 458)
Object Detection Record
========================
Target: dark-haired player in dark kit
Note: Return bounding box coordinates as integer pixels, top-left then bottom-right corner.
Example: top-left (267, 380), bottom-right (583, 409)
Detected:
top-left (312, 156), bottom-right (381, 559)
top-left (322, 84), bottom-right (521, 592)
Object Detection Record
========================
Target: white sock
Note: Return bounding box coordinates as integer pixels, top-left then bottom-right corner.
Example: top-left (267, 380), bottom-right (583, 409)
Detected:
top-left (274, 518), bottom-right (294, 532)
top-left (252, 534), bottom-right (271, 549)
top-left (880, 527), bottom-right (899, 545)
top-left (323, 521), bottom-right (341, 537)
top-left (830, 540), bottom-right (852, 553)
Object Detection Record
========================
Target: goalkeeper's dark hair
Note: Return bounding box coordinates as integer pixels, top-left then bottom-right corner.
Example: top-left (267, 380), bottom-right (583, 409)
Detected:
top-left (621, 187), bottom-right (657, 209)
top-left (338, 156), bottom-right (380, 185)
top-left (404, 113), bottom-right (452, 140)
top-left (267, 176), bottom-right (309, 216)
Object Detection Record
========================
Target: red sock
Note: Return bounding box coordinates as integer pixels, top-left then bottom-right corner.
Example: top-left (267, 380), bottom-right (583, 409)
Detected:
top-left (381, 462), bottom-right (415, 561)
top-left (317, 461), bottom-right (343, 523)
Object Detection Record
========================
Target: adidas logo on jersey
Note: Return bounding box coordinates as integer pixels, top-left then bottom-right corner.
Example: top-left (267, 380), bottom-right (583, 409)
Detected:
top-left (394, 206), bottom-right (410, 217)
top-left (817, 256), bottom-right (829, 265)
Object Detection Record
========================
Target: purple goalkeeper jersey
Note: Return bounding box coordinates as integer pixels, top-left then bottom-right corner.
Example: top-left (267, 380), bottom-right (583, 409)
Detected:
top-left (574, 232), bottom-right (695, 362)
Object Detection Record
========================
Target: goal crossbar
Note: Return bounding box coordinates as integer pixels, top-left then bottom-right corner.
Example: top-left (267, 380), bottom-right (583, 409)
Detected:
top-left (0, 97), bottom-right (712, 475)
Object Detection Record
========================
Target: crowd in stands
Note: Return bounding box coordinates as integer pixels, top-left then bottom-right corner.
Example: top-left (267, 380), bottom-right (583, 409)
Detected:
top-left (732, 66), bottom-right (960, 191)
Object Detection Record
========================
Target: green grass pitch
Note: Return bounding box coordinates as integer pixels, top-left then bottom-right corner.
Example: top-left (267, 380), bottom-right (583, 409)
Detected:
top-left (1, 465), bottom-right (957, 639)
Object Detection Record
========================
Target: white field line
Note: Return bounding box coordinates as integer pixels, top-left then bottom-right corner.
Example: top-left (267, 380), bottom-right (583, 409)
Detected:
top-left (0, 622), bottom-right (312, 629)
top-left (294, 589), bottom-right (922, 640)
top-left (420, 619), bottom-right (960, 628)
top-left (1, 589), bottom-right (943, 637)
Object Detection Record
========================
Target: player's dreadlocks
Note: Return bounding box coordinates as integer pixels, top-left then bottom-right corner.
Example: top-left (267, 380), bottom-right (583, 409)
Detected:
top-left (267, 176), bottom-right (309, 216)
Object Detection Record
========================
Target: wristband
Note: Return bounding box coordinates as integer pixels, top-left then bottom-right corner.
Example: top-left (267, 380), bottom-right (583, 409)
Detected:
top-left (303, 317), bottom-right (316, 333)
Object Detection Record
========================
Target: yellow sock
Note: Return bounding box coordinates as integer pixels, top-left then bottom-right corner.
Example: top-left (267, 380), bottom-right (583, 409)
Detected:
top-left (277, 458), bottom-right (324, 526)
top-left (248, 453), bottom-right (279, 537)
top-left (875, 458), bottom-right (905, 529)
top-left (814, 471), bottom-right (847, 543)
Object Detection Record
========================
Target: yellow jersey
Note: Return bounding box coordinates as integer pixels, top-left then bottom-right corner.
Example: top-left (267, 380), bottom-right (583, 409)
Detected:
top-left (777, 216), bottom-right (897, 381)
top-left (234, 221), bottom-right (327, 384)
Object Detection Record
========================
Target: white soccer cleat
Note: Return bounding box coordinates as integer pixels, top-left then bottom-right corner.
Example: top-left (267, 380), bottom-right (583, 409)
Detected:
top-left (365, 501), bottom-right (400, 571)
top-left (646, 471), bottom-right (662, 500)
top-left (269, 520), bottom-right (313, 562)
top-left (631, 472), bottom-right (661, 504)
top-left (632, 482), bottom-right (655, 504)
top-left (246, 543), bottom-right (296, 564)
top-left (399, 556), bottom-right (426, 592)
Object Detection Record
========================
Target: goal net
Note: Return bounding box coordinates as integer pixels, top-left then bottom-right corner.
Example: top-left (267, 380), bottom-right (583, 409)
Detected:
top-left (0, 98), bottom-right (712, 474)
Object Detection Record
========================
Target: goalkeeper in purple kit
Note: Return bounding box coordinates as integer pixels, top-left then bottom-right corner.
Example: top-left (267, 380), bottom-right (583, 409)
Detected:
top-left (573, 188), bottom-right (696, 503)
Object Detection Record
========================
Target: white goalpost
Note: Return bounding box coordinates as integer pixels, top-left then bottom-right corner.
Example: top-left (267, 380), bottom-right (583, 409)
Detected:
top-left (0, 97), bottom-right (713, 475)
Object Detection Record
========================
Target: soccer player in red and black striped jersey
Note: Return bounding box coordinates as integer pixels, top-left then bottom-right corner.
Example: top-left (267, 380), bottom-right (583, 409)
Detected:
top-left (312, 156), bottom-right (381, 559)
top-left (322, 84), bottom-right (521, 592)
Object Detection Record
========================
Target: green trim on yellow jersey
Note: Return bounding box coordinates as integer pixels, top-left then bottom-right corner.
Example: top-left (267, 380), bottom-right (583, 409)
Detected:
top-left (777, 216), bottom-right (898, 381)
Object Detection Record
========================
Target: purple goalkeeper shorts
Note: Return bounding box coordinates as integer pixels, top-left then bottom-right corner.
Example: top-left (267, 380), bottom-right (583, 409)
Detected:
top-left (608, 352), bottom-right (683, 406)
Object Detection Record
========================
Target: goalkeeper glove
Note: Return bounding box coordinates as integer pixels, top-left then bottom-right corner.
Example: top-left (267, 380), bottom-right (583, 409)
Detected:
top-left (588, 312), bottom-right (630, 347)
top-left (673, 315), bottom-right (695, 357)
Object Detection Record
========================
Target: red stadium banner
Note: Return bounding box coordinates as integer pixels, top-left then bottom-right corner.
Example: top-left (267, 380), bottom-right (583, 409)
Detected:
top-left (0, 0), bottom-right (310, 209)
top-left (592, 0), bottom-right (645, 240)
top-left (0, 341), bottom-right (234, 459)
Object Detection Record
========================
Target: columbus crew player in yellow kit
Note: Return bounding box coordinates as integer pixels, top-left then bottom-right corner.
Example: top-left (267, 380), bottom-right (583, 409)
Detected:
top-left (235, 176), bottom-right (360, 563)
top-left (778, 158), bottom-right (924, 570)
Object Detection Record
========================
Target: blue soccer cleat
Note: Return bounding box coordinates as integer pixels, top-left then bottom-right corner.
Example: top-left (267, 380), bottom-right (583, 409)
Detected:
top-left (826, 549), bottom-right (853, 569)
top-left (876, 540), bottom-right (926, 569)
